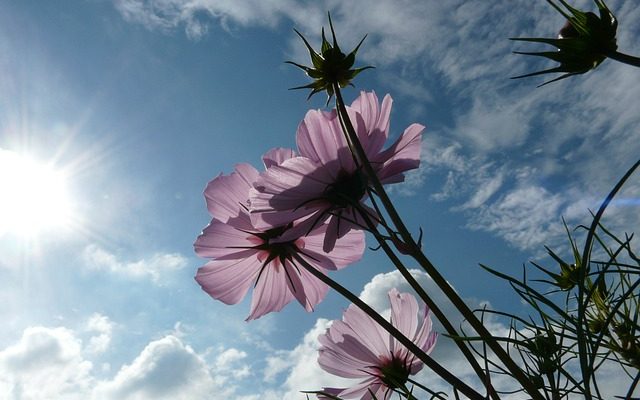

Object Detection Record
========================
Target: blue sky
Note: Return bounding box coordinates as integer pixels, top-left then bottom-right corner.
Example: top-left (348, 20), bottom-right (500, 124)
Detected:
top-left (0, 0), bottom-right (639, 399)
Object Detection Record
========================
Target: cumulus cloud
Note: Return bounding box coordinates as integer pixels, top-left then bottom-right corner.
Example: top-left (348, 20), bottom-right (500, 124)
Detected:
top-left (263, 269), bottom-right (494, 398)
top-left (261, 318), bottom-right (353, 400)
top-left (0, 321), bottom-right (256, 400)
top-left (265, 269), bottom-right (640, 398)
top-left (85, 313), bottom-right (115, 354)
top-left (0, 327), bottom-right (94, 399)
top-left (94, 335), bottom-right (221, 400)
top-left (82, 244), bottom-right (188, 284)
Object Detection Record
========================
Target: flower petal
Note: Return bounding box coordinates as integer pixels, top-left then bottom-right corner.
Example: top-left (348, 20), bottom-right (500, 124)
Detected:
top-left (302, 227), bottom-right (365, 270)
top-left (262, 147), bottom-right (296, 169)
top-left (373, 123), bottom-right (424, 184)
top-left (296, 109), bottom-right (355, 174)
top-left (350, 91), bottom-right (392, 157)
top-left (203, 163), bottom-right (259, 222)
top-left (250, 156), bottom-right (333, 229)
top-left (194, 218), bottom-right (255, 259)
top-left (388, 288), bottom-right (419, 356)
top-left (285, 258), bottom-right (329, 312)
top-left (195, 256), bottom-right (261, 306)
top-left (246, 259), bottom-right (295, 320)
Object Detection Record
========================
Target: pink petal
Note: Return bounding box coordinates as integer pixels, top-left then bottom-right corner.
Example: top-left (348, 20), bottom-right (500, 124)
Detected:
top-left (339, 304), bottom-right (390, 358)
top-left (285, 258), bottom-right (329, 312)
top-left (318, 329), bottom-right (380, 378)
top-left (302, 227), bottom-right (365, 270)
top-left (334, 378), bottom-right (384, 400)
top-left (246, 259), bottom-right (295, 320)
top-left (262, 147), bottom-right (296, 169)
top-left (195, 256), bottom-right (261, 305)
top-left (373, 123), bottom-right (424, 184)
top-left (296, 109), bottom-right (356, 175)
top-left (388, 289), bottom-right (419, 356)
top-left (203, 163), bottom-right (259, 222)
top-left (409, 305), bottom-right (437, 373)
top-left (250, 157), bottom-right (333, 229)
top-left (350, 91), bottom-right (392, 156)
top-left (194, 218), bottom-right (254, 259)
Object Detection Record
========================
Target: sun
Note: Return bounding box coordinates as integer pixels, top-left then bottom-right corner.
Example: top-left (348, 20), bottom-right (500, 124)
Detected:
top-left (0, 149), bottom-right (74, 237)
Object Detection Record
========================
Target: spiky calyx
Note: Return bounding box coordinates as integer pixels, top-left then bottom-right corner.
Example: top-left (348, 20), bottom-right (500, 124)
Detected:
top-left (511, 0), bottom-right (617, 87)
top-left (287, 13), bottom-right (373, 103)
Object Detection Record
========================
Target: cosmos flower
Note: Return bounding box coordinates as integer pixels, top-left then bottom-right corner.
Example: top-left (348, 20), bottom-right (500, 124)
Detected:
top-left (317, 288), bottom-right (437, 400)
top-left (250, 91), bottom-right (423, 252)
top-left (194, 149), bottom-right (365, 320)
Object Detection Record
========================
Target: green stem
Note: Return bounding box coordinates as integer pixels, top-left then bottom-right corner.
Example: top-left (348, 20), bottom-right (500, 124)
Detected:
top-left (353, 203), bottom-right (499, 400)
top-left (332, 83), bottom-right (544, 400)
top-left (577, 159), bottom-right (640, 398)
top-left (335, 108), bottom-right (497, 398)
top-left (607, 50), bottom-right (640, 68)
top-left (290, 253), bottom-right (485, 400)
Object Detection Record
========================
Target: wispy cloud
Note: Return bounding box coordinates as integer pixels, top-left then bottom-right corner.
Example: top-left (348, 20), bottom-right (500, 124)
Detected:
top-left (82, 244), bottom-right (188, 284)
top-left (111, 0), bottom-right (640, 254)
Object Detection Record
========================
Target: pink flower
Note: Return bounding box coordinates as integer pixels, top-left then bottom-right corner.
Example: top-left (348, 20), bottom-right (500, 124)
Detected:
top-left (194, 150), bottom-right (365, 320)
top-left (250, 91), bottom-right (423, 252)
top-left (317, 288), bottom-right (437, 400)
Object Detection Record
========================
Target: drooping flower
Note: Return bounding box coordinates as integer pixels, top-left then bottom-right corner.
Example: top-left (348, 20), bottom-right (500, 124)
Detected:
top-left (317, 288), bottom-right (437, 400)
top-left (194, 149), bottom-right (365, 320)
top-left (250, 91), bottom-right (423, 252)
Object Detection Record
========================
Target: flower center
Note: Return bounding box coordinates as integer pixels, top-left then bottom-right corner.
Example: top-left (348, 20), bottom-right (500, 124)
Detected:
top-left (323, 169), bottom-right (368, 208)
top-left (378, 357), bottom-right (410, 389)
top-left (253, 223), bottom-right (298, 262)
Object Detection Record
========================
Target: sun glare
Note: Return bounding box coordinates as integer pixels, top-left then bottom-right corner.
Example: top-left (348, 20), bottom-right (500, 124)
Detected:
top-left (0, 149), bottom-right (74, 237)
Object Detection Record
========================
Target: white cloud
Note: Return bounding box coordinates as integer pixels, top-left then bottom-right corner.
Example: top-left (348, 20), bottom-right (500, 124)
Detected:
top-left (82, 244), bottom-right (188, 284)
top-left (213, 348), bottom-right (251, 381)
top-left (0, 321), bottom-right (257, 400)
top-left (264, 269), bottom-right (640, 398)
top-left (110, 0), bottom-right (640, 255)
top-left (94, 335), bottom-right (220, 400)
top-left (260, 318), bottom-right (353, 400)
top-left (0, 327), bottom-right (94, 400)
top-left (85, 313), bottom-right (115, 354)
top-left (113, 0), bottom-right (303, 39)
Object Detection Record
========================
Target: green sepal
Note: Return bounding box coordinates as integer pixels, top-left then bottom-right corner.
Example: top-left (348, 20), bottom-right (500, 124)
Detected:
top-left (286, 12), bottom-right (373, 102)
top-left (511, 0), bottom-right (618, 86)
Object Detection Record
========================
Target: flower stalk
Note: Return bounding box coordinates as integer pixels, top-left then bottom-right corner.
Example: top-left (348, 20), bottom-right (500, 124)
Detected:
top-left (333, 82), bottom-right (545, 400)
top-left (290, 252), bottom-right (485, 400)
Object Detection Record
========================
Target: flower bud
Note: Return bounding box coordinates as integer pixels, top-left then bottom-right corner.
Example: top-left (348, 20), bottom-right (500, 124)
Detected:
top-left (287, 13), bottom-right (373, 103)
top-left (511, 0), bottom-right (617, 86)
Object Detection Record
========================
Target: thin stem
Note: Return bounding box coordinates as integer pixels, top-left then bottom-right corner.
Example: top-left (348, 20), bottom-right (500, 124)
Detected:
top-left (607, 50), bottom-right (640, 68)
top-left (406, 377), bottom-right (448, 400)
top-left (332, 83), bottom-right (544, 400)
top-left (577, 159), bottom-right (640, 397)
top-left (626, 371), bottom-right (640, 399)
top-left (290, 253), bottom-right (485, 400)
top-left (353, 203), bottom-right (499, 400)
